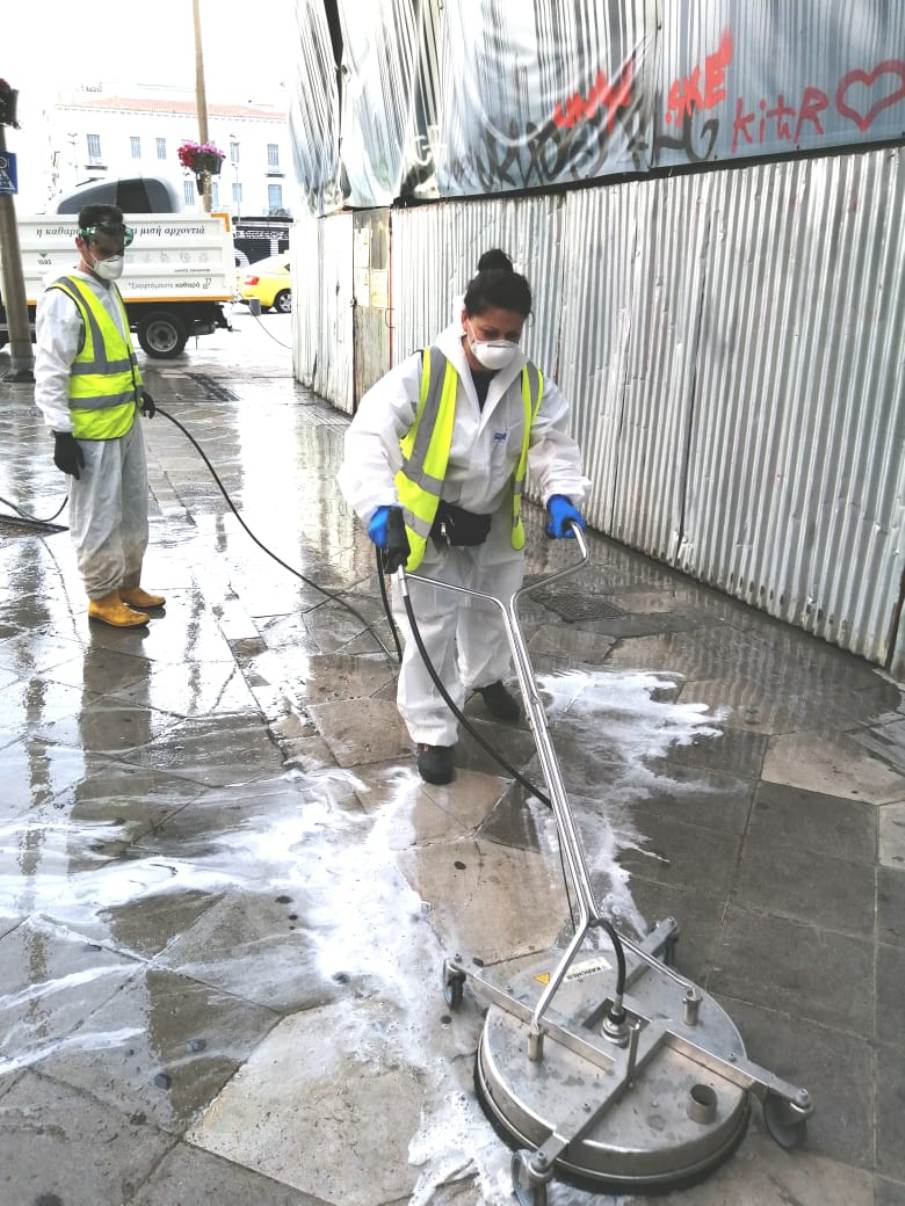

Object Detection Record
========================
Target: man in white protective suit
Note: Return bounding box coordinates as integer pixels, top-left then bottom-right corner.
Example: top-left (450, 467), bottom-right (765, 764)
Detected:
top-left (34, 203), bottom-right (164, 628)
top-left (338, 263), bottom-right (589, 785)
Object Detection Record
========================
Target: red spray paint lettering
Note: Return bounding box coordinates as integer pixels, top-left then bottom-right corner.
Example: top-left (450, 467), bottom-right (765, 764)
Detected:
top-left (665, 30), bottom-right (733, 125)
top-left (553, 59), bottom-right (635, 132)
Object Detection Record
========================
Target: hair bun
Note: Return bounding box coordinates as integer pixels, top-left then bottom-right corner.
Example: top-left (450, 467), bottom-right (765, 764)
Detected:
top-left (476, 249), bottom-right (513, 274)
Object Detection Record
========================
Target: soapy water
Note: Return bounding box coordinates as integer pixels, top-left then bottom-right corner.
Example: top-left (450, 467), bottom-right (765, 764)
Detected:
top-left (0, 667), bottom-right (724, 1202)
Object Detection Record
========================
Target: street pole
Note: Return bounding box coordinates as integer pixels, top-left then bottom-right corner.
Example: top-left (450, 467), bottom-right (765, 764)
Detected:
top-left (192, 0), bottom-right (212, 214)
top-left (0, 123), bottom-right (34, 382)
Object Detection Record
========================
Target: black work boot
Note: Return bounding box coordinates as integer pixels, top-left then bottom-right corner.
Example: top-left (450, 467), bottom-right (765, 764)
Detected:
top-left (477, 680), bottom-right (520, 723)
top-left (417, 743), bottom-right (455, 785)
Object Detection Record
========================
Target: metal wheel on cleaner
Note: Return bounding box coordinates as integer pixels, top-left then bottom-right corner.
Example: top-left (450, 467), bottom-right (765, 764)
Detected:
top-left (401, 528), bottom-right (812, 1199)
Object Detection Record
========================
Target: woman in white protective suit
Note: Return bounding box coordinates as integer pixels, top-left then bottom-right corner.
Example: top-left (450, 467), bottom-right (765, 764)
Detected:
top-left (338, 262), bottom-right (589, 785)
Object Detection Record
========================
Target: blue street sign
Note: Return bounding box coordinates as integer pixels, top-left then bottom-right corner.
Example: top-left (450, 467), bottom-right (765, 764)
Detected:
top-left (0, 151), bottom-right (18, 195)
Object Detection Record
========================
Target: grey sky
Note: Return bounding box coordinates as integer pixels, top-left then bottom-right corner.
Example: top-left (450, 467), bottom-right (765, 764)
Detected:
top-left (4, 0), bottom-right (296, 207)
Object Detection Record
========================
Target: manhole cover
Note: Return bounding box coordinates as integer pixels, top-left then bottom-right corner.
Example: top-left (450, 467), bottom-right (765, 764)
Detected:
top-left (186, 373), bottom-right (240, 402)
top-left (532, 587), bottom-right (625, 623)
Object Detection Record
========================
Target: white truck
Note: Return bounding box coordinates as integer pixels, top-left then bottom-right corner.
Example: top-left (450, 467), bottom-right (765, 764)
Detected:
top-left (0, 212), bottom-right (236, 358)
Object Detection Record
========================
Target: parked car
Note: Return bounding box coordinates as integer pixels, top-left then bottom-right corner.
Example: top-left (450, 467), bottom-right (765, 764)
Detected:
top-left (239, 254), bottom-right (292, 313)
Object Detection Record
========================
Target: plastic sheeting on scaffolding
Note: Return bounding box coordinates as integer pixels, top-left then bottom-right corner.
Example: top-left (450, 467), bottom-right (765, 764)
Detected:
top-left (290, 0), bottom-right (905, 215)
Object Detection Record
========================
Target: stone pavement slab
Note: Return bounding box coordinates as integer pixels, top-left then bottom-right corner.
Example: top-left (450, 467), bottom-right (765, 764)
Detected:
top-left (0, 919), bottom-right (137, 1081)
top-left (709, 907), bottom-right (873, 1032)
top-left (763, 729), bottom-right (905, 802)
top-left (187, 1002), bottom-right (428, 1206)
top-left (39, 967), bottom-right (279, 1134)
top-left (879, 801), bottom-right (905, 868)
top-left (749, 780), bottom-right (877, 863)
top-left (130, 1142), bottom-right (330, 1205)
top-left (0, 1071), bottom-right (174, 1205)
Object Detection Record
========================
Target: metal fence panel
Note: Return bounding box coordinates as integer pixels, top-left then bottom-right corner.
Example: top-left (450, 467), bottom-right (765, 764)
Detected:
top-left (680, 147), bottom-right (905, 666)
top-left (390, 194), bottom-right (566, 375)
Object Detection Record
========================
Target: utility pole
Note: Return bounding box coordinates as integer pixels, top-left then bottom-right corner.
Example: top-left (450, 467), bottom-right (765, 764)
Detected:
top-left (192, 0), bottom-right (212, 214)
top-left (0, 121), bottom-right (35, 382)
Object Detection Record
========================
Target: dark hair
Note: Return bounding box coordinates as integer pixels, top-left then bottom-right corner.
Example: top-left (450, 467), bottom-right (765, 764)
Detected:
top-left (464, 269), bottom-right (532, 318)
top-left (476, 248), bottom-right (513, 273)
top-left (78, 202), bottom-right (124, 230)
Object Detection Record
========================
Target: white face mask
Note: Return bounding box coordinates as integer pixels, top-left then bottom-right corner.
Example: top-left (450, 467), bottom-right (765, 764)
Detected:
top-left (467, 323), bottom-right (520, 371)
top-left (93, 254), bottom-right (124, 281)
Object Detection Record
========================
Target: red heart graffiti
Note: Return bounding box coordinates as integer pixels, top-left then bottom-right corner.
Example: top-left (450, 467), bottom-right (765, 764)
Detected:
top-left (836, 60), bottom-right (905, 132)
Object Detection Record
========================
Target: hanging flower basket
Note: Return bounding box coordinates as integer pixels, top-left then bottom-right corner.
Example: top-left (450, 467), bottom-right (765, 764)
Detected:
top-left (0, 80), bottom-right (19, 129)
top-left (178, 139), bottom-right (225, 177)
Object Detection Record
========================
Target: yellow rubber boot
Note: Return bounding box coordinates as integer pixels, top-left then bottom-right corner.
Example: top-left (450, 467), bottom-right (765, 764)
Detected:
top-left (119, 586), bottom-right (166, 610)
top-left (88, 591), bottom-right (149, 628)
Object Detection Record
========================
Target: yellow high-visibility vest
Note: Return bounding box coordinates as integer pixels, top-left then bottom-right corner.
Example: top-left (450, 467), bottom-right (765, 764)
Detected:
top-left (48, 275), bottom-right (141, 441)
top-left (395, 347), bottom-right (544, 571)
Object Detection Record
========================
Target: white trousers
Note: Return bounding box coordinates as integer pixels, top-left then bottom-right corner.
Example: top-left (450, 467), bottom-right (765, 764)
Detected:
top-left (67, 421), bottom-right (149, 600)
top-left (392, 514), bottom-right (525, 747)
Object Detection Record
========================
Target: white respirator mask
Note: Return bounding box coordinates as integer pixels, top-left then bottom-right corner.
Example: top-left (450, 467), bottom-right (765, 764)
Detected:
top-left (467, 323), bottom-right (519, 371)
top-left (93, 254), bottom-right (125, 281)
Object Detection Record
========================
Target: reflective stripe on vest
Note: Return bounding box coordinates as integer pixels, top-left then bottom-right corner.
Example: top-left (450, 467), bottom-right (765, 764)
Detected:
top-left (393, 347), bottom-right (544, 571)
top-left (49, 276), bottom-right (141, 440)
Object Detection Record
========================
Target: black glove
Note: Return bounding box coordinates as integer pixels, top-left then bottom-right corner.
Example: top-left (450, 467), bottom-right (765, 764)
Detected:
top-left (140, 388), bottom-right (156, 418)
top-left (53, 431), bottom-right (85, 480)
top-left (382, 505), bottom-right (411, 574)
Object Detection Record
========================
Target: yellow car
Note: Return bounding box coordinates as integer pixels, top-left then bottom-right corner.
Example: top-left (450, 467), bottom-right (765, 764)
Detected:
top-left (239, 253), bottom-right (292, 313)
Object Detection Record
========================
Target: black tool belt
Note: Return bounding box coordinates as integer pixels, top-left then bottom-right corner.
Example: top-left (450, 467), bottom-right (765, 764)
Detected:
top-left (430, 501), bottom-right (492, 548)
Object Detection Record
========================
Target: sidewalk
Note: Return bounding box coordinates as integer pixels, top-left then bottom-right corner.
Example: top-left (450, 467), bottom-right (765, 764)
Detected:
top-left (0, 312), bottom-right (903, 1206)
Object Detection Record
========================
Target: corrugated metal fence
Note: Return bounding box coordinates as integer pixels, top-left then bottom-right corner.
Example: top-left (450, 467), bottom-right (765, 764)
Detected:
top-left (292, 145), bottom-right (905, 674)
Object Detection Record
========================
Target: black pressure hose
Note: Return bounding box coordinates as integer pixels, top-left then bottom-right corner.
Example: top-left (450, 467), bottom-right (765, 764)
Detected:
top-left (0, 493), bottom-right (69, 530)
top-left (156, 406), bottom-right (396, 660)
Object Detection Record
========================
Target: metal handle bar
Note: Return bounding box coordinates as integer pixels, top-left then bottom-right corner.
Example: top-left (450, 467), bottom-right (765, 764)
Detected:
top-left (397, 522), bottom-right (695, 1028)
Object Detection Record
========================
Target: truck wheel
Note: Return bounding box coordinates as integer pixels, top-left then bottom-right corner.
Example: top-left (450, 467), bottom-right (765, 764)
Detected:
top-left (274, 289), bottom-right (292, 314)
top-left (137, 311), bottom-right (188, 359)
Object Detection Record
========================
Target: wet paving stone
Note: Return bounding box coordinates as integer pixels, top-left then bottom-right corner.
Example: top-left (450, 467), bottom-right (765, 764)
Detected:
top-left (0, 1071), bottom-right (173, 1204)
top-left (877, 943), bottom-right (905, 1047)
top-left (878, 868), bottom-right (905, 947)
top-left (118, 711), bottom-right (286, 787)
top-left (614, 810), bottom-right (743, 896)
top-left (763, 729), bottom-right (905, 802)
top-left (0, 919), bottom-right (137, 1080)
top-left (187, 1002), bottom-right (426, 1206)
top-left (749, 780), bottom-right (877, 864)
top-left (34, 697), bottom-right (183, 756)
top-left (714, 995), bottom-right (874, 1168)
top-left (0, 676), bottom-right (98, 751)
top-left (734, 839), bottom-right (876, 937)
top-left (39, 967), bottom-right (280, 1135)
top-left (398, 837), bottom-right (566, 965)
top-left (877, 1043), bottom-right (905, 1181)
top-left (0, 738), bottom-right (88, 818)
top-left (710, 907), bottom-right (874, 1033)
top-left (857, 717), bottom-right (905, 776)
top-left (880, 801), bottom-right (905, 869)
top-left (309, 697), bottom-right (412, 767)
top-left (44, 644), bottom-right (153, 697)
top-left (876, 1177), bottom-right (905, 1206)
top-left (111, 659), bottom-right (261, 718)
top-left (0, 631), bottom-right (88, 680)
top-left (676, 674), bottom-right (901, 735)
top-left (130, 1142), bottom-right (330, 1205)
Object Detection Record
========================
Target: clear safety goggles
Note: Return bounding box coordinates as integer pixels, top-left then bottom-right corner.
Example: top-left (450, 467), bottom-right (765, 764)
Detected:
top-left (79, 222), bottom-right (136, 247)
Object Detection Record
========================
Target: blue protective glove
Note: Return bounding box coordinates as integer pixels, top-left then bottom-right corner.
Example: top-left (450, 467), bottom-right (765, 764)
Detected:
top-left (546, 495), bottom-right (586, 539)
top-left (367, 505), bottom-right (392, 548)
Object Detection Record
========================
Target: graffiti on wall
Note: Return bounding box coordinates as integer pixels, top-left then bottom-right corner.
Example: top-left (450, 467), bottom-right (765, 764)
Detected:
top-left (292, 1), bottom-right (905, 212)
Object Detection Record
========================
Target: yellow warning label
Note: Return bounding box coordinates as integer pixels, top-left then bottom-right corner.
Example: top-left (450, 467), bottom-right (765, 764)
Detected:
top-left (534, 972), bottom-right (551, 985)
